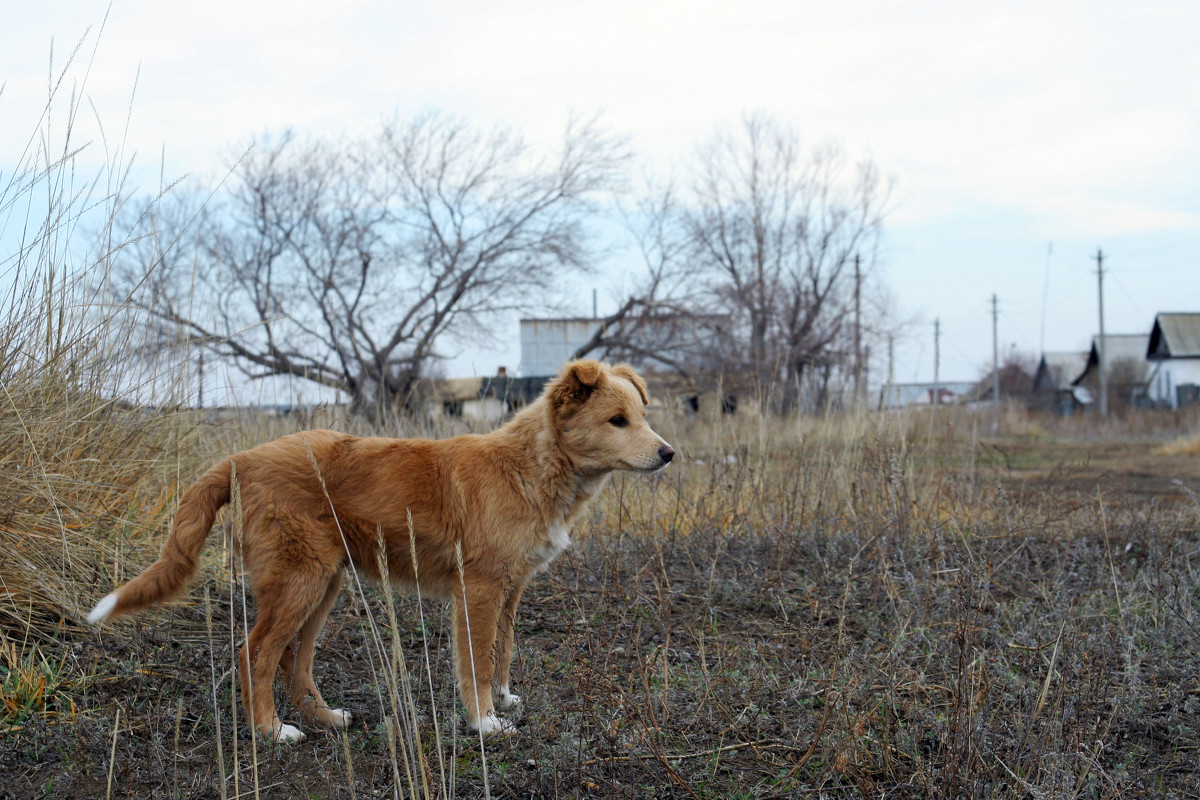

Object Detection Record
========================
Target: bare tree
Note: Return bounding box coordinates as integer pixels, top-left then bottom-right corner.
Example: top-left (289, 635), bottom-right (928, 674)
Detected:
top-left (978, 348), bottom-right (1038, 402)
top-left (568, 182), bottom-right (723, 379)
top-left (567, 119), bottom-right (891, 412)
top-left (119, 113), bottom-right (627, 416)
top-left (684, 113), bottom-right (889, 410)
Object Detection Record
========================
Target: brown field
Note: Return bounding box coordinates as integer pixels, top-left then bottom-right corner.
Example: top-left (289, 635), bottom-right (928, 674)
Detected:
top-left (2, 397), bottom-right (1200, 799)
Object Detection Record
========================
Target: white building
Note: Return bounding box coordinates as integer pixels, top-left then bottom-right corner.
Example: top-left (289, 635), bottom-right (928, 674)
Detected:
top-left (519, 318), bottom-right (602, 377)
top-left (878, 382), bottom-right (975, 409)
top-left (519, 314), bottom-right (730, 377)
top-left (425, 376), bottom-right (507, 423)
top-left (1146, 312), bottom-right (1200, 408)
top-left (1072, 333), bottom-right (1150, 407)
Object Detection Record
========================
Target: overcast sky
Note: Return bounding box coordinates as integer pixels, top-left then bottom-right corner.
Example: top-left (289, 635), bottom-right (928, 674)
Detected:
top-left (4, 1), bottom-right (1198, 397)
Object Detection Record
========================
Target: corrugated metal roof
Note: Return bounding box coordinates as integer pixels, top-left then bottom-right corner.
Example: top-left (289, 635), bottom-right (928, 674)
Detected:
top-left (1074, 334), bottom-right (1150, 384)
top-left (1093, 334), bottom-right (1149, 363)
top-left (520, 319), bottom-right (603, 376)
top-left (1148, 312), bottom-right (1200, 359)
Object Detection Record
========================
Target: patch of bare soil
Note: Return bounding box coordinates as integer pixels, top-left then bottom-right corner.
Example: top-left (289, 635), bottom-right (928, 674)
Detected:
top-left (986, 439), bottom-right (1200, 506)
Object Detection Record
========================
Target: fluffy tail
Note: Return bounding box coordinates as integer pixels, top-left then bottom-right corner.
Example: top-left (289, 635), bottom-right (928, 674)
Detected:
top-left (88, 458), bottom-right (233, 625)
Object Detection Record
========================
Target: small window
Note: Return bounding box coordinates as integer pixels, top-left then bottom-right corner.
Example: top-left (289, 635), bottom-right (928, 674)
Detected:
top-left (443, 400), bottom-right (463, 418)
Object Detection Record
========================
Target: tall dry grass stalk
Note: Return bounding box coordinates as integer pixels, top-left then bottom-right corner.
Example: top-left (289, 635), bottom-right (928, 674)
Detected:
top-left (0, 27), bottom-right (205, 647)
top-left (0, 25), bottom-right (248, 761)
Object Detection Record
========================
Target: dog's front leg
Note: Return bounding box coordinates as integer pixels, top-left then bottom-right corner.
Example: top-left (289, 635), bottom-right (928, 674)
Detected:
top-left (452, 582), bottom-right (512, 736)
top-left (494, 581), bottom-right (526, 712)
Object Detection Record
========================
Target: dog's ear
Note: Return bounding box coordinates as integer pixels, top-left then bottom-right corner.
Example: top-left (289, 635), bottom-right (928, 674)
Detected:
top-left (612, 364), bottom-right (649, 406)
top-left (549, 360), bottom-right (603, 410)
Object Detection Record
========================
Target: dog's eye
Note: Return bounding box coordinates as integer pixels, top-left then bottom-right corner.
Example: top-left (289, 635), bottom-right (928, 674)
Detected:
top-left (608, 415), bottom-right (628, 428)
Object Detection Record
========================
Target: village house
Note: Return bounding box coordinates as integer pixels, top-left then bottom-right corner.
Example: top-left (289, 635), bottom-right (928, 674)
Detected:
top-left (425, 368), bottom-right (548, 423)
top-left (1032, 351), bottom-right (1089, 413)
top-left (968, 362), bottom-right (1036, 405)
top-left (519, 314), bottom-right (736, 413)
top-left (1146, 312), bottom-right (1200, 408)
top-left (1072, 333), bottom-right (1151, 409)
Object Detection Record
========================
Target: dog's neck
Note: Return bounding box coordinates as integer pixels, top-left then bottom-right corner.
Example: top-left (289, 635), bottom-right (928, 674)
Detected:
top-left (500, 400), bottom-right (612, 523)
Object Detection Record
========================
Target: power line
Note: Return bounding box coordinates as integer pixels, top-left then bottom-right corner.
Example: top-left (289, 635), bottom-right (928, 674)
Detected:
top-left (933, 318), bottom-right (940, 408)
top-left (996, 310), bottom-right (1040, 353)
top-left (853, 253), bottom-right (862, 403)
top-left (1108, 271), bottom-right (1146, 319)
top-left (992, 293), bottom-right (1000, 404)
top-left (1095, 248), bottom-right (1108, 418)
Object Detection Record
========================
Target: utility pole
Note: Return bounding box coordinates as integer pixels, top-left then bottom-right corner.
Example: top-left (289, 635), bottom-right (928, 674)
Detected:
top-left (883, 333), bottom-right (894, 410)
top-left (991, 293), bottom-right (1000, 406)
top-left (853, 254), bottom-right (862, 405)
top-left (933, 318), bottom-right (941, 409)
top-left (1095, 248), bottom-right (1108, 417)
top-left (863, 345), bottom-right (871, 403)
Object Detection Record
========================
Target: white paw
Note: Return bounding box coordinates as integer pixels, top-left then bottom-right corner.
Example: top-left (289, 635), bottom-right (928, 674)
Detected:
top-left (496, 690), bottom-right (522, 712)
top-left (473, 713), bottom-right (516, 737)
top-left (326, 708), bottom-right (352, 729)
top-left (274, 723), bottom-right (306, 743)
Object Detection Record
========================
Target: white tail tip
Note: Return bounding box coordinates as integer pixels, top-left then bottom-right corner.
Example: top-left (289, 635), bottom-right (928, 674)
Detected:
top-left (87, 593), bottom-right (118, 625)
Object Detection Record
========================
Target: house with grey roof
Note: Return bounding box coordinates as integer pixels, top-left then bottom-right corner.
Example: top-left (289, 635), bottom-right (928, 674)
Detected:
top-left (1146, 312), bottom-right (1200, 408)
top-left (1032, 351), bottom-right (1089, 413)
top-left (1072, 333), bottom-right (1151, 409)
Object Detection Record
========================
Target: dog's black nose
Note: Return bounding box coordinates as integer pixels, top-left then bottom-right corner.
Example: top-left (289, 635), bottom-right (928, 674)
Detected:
top-left (659, 444), bottom-right (675, 464)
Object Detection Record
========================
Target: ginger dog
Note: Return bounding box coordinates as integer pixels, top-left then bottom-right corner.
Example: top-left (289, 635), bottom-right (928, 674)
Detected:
top-left (88, 360), bottom-right (674, 742)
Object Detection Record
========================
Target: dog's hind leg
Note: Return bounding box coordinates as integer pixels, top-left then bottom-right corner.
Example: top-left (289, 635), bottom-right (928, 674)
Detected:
top-left (239, 571), bottom-right (332, 743)
top-left (494, 581), bottom-right (525, 712)
top-left (452, 580), bottom-right (511, 736)
top-left (280, 571), bottom-right (351, 730)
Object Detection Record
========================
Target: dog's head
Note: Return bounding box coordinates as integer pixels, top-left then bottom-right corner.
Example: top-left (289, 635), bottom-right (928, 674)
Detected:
top-left (547, 360), bottom-right (674, 473)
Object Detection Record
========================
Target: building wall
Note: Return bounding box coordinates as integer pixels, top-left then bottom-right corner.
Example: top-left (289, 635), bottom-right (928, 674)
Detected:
top-left (520, 319), bottom-right (603, 376)
top-left (878, 382), bottom-right (975, 409)
top-left (464, 397), bottom-right (507, 423)
top-left (1147, 360), bottom-right (1200, 408)
top-left (426, 395), bottom-right (507, 423)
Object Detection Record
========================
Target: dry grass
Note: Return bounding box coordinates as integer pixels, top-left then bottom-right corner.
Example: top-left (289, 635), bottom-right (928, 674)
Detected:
top-left (1156, 432), bottom-right (1200, 457)
top-left (5, 386), bottom-right (1200, 797)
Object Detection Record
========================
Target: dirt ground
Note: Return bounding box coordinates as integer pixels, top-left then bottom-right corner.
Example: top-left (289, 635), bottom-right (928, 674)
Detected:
top-left (984, 438), bottom-right (1200, 505)
top-left (4, 433), bottom-right (1200, 798)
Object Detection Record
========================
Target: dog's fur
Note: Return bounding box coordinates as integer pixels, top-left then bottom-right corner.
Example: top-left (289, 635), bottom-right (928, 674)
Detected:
top-left (88, 360), bottom-right (673, 742)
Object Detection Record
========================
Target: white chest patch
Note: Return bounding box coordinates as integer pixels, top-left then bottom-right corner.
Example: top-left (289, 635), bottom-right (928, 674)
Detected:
top-left (529, 522), bottom-right (572, 573)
